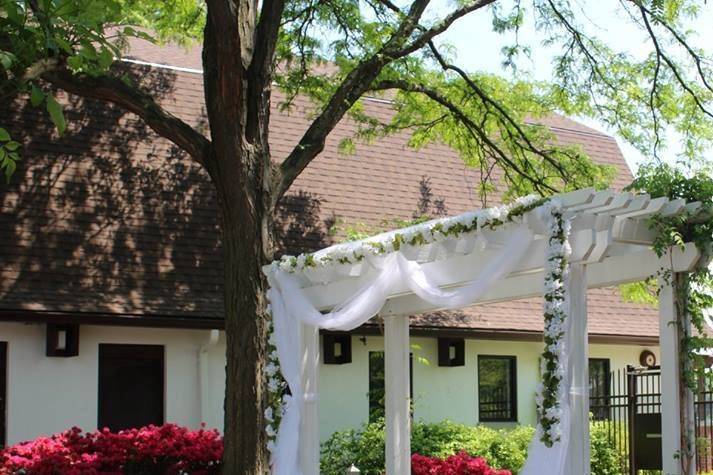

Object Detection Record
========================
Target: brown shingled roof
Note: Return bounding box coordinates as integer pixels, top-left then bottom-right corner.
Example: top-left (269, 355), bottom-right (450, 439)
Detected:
top-left (0, 42), bottom-right (659, 340)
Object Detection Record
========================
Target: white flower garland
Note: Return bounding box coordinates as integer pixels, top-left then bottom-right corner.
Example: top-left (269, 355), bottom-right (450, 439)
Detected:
top-left (264, 195), bottom-right (572, 452)
top-left (265, 306), bottom-right (287, 456)
top-left (534, 201), bottom-right (572, 446)
top-left (272, 195), bottom-right (546, 273)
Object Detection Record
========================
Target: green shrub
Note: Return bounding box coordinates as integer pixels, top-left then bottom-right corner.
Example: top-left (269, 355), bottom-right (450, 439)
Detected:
top-left (320, 420), bottom-right (624, 475)
top-left (590, 421), bottom-right (624, 475)
top-left (320, 420), bottom-right (532, 475)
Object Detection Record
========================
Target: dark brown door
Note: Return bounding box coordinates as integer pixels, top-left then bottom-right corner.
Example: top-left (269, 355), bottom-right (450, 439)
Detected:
top-left (98, 344), bottom-right (164, 432)
top-left (0, 342), bottom-right (6, 448)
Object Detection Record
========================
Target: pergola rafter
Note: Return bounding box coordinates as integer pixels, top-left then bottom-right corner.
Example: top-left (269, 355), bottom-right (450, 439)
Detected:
top-left (264, 188), bottom-right (708, 475)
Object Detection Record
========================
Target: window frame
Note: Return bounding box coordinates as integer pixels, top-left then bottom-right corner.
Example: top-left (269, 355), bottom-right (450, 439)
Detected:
top-left (588, 358), bottom-right (611, 421)
top-left (477, 354), bottom-right (518, 423)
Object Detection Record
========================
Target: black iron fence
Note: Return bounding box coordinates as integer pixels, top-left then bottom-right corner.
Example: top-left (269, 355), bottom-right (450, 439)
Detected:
top-left (695, 372), bottom-right (713, 472)
top-left (592, 366), bottom-right (713, 474)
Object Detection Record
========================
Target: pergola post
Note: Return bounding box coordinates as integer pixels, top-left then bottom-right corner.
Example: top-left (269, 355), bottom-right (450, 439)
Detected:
top-left (659, 273), bottom-right (697, 475)
top-left (385, 314), bottom-right (411, 475)
top-left (299, 323), bottom-right (320, 474)
top-left (566, 264), bottom-right (591, 474)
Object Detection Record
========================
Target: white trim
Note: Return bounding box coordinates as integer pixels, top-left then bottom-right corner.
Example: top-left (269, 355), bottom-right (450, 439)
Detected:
top-left (119, 58), bottom-right (204, 74)
top-left (118, 58), bottom-right (399, 106)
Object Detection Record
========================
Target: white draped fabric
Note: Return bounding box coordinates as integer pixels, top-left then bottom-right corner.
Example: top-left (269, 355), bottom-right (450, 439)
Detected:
top-left (519, 271), bottom-right (574, 475)
top-left (265, 217), bottom-right (573, 475)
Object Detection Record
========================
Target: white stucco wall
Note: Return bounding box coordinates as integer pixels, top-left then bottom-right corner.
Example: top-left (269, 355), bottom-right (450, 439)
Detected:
top-left (318, 335), bottom-right (660, 440)
top-left (0, 322), bottom-right (223, 445)
top-left (0, 322), bottom-right (658, 446)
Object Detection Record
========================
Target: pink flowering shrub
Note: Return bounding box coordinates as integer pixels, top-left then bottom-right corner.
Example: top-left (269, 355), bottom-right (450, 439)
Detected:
top-left (0, 424), bottom-right (222, 474)
top-left (412, 451), bottom-right (512, 475)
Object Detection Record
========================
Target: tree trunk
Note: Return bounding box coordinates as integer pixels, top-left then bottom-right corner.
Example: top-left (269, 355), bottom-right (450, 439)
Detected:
top-left (217, 161), bottom-right (273, 474)
top-left (201, 3), bottom-right (279, 472)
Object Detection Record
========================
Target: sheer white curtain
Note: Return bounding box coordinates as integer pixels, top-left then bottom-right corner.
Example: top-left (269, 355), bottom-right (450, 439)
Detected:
top-left (266, 224), bottom-right (534, 475)
top-left (518, 275), bottom-right (574, 475)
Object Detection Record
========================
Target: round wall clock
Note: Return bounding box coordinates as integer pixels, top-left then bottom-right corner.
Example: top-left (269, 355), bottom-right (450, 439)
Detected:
top-left (639, 350), bottom-right (657, 367)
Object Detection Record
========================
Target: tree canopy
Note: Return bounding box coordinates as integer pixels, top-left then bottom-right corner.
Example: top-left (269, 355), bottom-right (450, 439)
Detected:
top-left (1, 0), bottom-right (711, 195)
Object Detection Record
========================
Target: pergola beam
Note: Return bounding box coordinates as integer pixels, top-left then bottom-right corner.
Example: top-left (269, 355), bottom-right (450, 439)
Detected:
top-left (378, 244), bottom-right (699, 317)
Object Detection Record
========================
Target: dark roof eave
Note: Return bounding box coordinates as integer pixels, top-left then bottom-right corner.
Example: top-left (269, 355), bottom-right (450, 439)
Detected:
top-left (0, 310), bottom-right (660, 345)
top-left (342, 323), bottom-right (659, 346)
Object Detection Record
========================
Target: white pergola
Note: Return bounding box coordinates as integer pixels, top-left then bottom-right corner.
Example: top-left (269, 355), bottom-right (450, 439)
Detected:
top-left (266, 188), bottom-right (707, 475)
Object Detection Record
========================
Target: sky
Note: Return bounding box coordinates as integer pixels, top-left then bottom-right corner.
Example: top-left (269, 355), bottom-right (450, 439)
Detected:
top-left (429, 0), bottom-right (713, 172)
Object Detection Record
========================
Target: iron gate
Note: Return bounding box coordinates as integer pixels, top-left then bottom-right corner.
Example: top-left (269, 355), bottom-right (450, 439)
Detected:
top-left (592, 365), bottom-right (713, 474)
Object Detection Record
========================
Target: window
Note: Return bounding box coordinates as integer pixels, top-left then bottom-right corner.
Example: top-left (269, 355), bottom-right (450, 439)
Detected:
top-left (98, 344), bottom-right (164, 432)
top-left (0, 342), bottom-right (6, 448)
top-left (589, 358), bottom-right (611, 420)
top-left (478, 355), bottom-right (517, 422)
top-left (368, 351), bottom-right (413, 422)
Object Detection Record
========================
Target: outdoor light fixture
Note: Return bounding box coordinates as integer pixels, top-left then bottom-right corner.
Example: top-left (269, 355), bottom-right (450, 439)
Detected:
top-left (438, 337), bottom-right (465, 367)
top-left (46, 323), bottom-right (80, 357)
top-left (323, 333), bottom-right (352, 365)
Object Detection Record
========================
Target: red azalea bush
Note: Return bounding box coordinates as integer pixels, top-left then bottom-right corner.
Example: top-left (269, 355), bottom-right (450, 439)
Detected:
top-left (412, 451), bottom-right (512, 475)
top-left (0, 424), bottom-right (222, 475)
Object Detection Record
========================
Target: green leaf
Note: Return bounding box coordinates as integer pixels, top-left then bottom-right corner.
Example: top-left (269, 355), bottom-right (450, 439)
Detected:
top-left (0, 128), bottom-right (10, 142)
top-left (0, 51), bottom-right (14, 70)
top-left (4, 159), bottom-right (16, 182)
top-left (97, 48), bottom-right (114, 69)
top-left (66, 56), bottom-right (84, 71)
top-left (30, 86), bottom-right (45, 107)
top-left (46, 95), bottom-right (67, 135)
top-left (4, 141), bottom-right (20, 152)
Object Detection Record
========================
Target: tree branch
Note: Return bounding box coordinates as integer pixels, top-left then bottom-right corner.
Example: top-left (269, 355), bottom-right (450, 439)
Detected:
top-left (637, 4), bottom-right (713, 119)
top-left (371, 79), bottom-right (559, 194)
top-left (248, 0), bottom-right (287, 140)
top-left (273, 0), bottom-right (434, 204)
top-left (44, 69), bottom-right (212, 167)
top-left (397, 0), bottom-right (497, 57)
top-left (427, 41), bottom-right (570, 181)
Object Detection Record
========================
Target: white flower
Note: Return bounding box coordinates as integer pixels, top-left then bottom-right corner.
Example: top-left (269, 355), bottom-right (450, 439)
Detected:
top-left (264, 407), bottom-right (274, 422)
top-left (266, 424), bottom-right (276, 438)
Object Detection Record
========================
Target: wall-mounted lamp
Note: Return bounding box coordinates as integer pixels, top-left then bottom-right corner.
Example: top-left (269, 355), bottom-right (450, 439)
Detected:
top-left (323, 333), bottom-right (352, 365)
top-left (46, 323), bottom-right (79, 357)
top-left (438, 337), bottom-right (465, 367)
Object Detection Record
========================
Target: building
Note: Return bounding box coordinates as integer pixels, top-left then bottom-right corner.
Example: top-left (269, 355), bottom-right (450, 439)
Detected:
top-left (0, 39), bottom-right (661, 447)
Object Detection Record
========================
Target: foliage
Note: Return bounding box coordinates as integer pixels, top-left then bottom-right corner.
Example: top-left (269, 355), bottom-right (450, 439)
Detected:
top-left (321, 420), bottom-right (532, 475)
top-left (626, 161), bottom-right (712, 469)
top-left (0, 424), bottom-right (223, 475)
top-left (320, 420), bottom-right (625, 475)
top-left (625, 162), bottom-right (713, 388)
top-left (589, 421), bottom-right (624, 475)
top-left (411, 451), bottom-right (511, 475)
